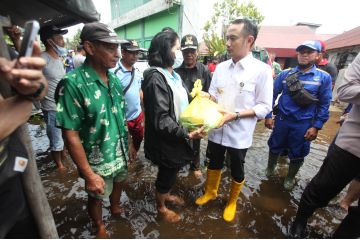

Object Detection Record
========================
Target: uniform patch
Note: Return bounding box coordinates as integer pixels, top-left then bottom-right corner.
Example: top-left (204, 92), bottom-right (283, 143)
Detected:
top-left (14, 156), bottom-right (28, 172)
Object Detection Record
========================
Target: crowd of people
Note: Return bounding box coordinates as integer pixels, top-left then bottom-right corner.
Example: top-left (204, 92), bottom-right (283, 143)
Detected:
top-left (1, 17), bottom-right (359, 239)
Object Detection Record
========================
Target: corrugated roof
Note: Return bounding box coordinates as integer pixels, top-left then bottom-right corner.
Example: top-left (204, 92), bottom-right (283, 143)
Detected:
top-left (256, 26), bottom-right (336, 57)
top-left (326, 26), bottom-right (360, 50)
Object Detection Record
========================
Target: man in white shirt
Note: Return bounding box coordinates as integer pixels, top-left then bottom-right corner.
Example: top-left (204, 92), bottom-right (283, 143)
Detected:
top-left (73, 45), bottom-right (86, 68)
top-left (195, 18), bottom-right (273, 222)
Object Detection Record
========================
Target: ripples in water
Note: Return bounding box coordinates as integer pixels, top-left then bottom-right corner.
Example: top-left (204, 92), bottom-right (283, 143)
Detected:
top-left (28, 111), bottom-right (349, 238)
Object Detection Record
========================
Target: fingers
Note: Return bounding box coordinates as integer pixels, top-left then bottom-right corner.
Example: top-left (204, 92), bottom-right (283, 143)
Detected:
top-left (0, 58), bottom-right (16, 73)
top-left (18, 56), bottom-right (46, 69)
top-left (11, 68), bottom-right (44, 80)
top-left (31, 42), bottom-right (41, 57)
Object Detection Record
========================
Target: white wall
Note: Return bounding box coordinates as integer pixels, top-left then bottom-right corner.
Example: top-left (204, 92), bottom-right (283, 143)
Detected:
top-left (180, 0), bottom-right (202, 39)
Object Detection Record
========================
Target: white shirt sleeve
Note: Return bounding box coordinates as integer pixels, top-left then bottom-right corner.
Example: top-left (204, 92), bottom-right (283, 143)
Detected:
top-left (252, 66), bottom-right (273, 119)
top-left (208, 67), bottom-right (219, 101)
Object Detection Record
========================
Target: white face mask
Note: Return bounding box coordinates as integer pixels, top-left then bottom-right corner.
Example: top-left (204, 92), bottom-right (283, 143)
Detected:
top-left (48, 39), bottom-right (67, 56)
top-left (173, 49), bottom-right (183, 69)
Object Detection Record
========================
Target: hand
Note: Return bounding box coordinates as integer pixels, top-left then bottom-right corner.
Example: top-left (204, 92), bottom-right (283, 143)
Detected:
top-left (85, 173), bottom-right (105, 195)
top-left (265, 118), bottom-right (274, 129)
top-left (304, 127), bottom-right (318, 141)
top-left (188, 126), bottom-right (206, 139)
top-left (0, 42), bottom-right (47, 100)
top-left (217, 109), bottom-right (237, 127)
top-left (336, 114), bottom-right (348, 125)
top-left (199, 91), bottom-right (215, 101)
top-left (199, 91), bottom-right (210, 98)
top-left (128, 142), bottom-right (137, 164)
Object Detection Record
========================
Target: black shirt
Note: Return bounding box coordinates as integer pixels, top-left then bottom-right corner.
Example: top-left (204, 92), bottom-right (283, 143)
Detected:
top-left (175, 62), bottom-right (212, 93)
top-left (318, 62), bottom-right (338, 85)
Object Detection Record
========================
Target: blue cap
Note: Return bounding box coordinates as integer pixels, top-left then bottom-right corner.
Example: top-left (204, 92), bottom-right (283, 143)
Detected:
top-left (296, 40), bottom-right (321, 52)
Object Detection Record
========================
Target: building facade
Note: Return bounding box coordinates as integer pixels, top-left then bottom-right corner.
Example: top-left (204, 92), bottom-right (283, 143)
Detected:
top-left (110, 0), bottom-right (202, 48)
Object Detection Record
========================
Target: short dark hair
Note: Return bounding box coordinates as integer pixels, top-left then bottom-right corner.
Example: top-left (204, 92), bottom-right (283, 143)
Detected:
top-left (148, 31), bottom-right (179, 68)
top-left (76, 45), bottom-right (83, 52)
top-left (161, 27), bottom-right (175, 33)
top-left (231, 18), bottom-right (258, 44)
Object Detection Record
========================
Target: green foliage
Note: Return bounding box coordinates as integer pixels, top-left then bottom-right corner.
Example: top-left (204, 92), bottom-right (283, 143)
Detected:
top-left (65, 28), bottom-right (81, 50)
top-left (203, 0), bottom-right (264, 57)
top-left (3, 34), bottom-right (13, 46)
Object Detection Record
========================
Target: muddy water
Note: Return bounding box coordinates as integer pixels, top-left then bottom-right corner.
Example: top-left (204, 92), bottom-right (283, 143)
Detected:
top-left (28, 110), bottom-right (347, 238)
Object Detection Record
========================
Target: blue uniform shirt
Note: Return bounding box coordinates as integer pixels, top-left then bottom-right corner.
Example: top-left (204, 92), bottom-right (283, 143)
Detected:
top-left (266, 65), bottom-right (332, 129)
top-left (111, 61), bottom-right (142, 121)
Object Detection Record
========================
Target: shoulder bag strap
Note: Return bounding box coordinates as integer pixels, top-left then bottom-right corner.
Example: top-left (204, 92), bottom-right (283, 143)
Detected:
top-left (123, 68), bottom-right (135, 95)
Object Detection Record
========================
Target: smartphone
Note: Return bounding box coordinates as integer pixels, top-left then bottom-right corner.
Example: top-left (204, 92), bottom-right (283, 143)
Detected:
top-left (18, 20), bottom-right (40, 58)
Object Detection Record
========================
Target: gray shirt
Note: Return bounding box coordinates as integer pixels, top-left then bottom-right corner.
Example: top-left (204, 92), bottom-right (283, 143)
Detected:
top-left (40, 52), bottom-right (65, 111)
top-left (335, 52), bottom-right (360, 158)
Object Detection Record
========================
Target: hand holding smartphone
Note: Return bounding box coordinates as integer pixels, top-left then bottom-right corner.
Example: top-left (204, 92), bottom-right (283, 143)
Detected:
top-left (10, 20), bottom-right (47, 99)
top-left (18, 20), bottom-right (40, 58)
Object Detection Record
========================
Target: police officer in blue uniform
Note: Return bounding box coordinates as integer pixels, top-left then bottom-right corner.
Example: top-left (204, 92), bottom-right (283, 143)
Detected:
top-left (264, 40), bottom-right (332, 190)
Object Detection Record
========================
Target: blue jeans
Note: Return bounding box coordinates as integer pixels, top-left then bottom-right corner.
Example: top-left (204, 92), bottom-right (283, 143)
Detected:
top-left (43, 110), bottom-right (64, 152)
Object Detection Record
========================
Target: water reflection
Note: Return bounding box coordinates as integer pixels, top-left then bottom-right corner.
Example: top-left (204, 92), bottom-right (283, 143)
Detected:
top-left (28, 110), bottom-right (348, 238)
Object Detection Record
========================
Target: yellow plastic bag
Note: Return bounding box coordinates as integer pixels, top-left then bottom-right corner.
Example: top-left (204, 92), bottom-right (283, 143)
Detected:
top-left (180, 80), bottom-right (223, 132)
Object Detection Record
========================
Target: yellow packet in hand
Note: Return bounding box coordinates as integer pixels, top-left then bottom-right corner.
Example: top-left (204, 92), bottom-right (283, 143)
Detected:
top-left (180, 79), bottom-right (223, 132)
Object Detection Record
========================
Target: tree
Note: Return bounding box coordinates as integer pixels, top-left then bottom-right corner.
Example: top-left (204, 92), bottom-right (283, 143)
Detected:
top-left (203, 0), bottom-right (264, 57)
top-left (65, 28), bottom-right (81, 51)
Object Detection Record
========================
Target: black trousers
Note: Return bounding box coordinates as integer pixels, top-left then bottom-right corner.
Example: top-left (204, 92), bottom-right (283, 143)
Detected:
top-left (190, 139), bottom-right (201, 171)
top-left (155, 164), bottom-right (180, 194)
top-left (206, 141), bottom-right (247, 183)
top-left (0, 175), bottom-right (39, 238)
top-left (296, 143), bottom-right (360, 238)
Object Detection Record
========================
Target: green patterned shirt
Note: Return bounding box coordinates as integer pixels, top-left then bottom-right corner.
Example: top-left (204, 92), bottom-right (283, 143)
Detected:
top-left (56, 63), bottom-right (128, 177)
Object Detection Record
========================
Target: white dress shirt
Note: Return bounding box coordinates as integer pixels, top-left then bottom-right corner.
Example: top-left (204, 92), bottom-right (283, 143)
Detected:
top-left (208, 53), bottom-right (273, 149)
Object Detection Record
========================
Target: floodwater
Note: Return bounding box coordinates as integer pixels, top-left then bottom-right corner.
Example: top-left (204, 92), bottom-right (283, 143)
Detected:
top-left (28, 109), bottom-right (348, 238)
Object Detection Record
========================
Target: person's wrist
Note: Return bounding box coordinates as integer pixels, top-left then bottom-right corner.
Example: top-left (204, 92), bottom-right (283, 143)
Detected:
top-left (234, 112), bottom-right (241, 120)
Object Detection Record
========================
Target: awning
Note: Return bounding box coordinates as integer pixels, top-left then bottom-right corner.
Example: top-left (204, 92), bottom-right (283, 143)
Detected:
top-left (265, 48), bottom-right (297, 58)
top-left (0, 0), bottom-right (100, 28)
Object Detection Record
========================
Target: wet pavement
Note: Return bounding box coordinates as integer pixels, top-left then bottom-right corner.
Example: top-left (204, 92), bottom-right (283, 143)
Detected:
top-left (29, 109), bottom-right (348, 238)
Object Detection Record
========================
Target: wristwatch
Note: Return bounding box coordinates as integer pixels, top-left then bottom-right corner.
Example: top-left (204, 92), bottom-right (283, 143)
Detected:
top-left (235, 112), bottom-right (241, 120)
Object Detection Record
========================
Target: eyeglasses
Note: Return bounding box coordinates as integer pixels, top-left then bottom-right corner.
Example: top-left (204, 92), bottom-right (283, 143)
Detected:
top-left (182, 48), bottom-right (197, 54)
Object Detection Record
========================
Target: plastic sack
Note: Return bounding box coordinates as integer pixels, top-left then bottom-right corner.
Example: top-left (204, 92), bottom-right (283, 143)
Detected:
top-left (180, 80), bottom-right (223, 132)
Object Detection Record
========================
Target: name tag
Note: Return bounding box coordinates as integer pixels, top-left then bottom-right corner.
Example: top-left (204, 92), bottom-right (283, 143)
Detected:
top-left (14, 156), bottom-right (28, 172)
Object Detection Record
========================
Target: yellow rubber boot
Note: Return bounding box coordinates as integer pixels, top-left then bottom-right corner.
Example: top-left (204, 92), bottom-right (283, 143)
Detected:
top-left (195, 169), bottom-right (222, 206)
top-left (223, 179), bottom-right (245, 222)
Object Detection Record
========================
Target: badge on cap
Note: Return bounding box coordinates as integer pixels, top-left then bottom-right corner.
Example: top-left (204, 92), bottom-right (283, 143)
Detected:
top-left (131, 40), bottom-right (139, 47)
top-left (14, 156), bottom-right (28, 172)
top-left (185, 36), bottom-right (194, 46)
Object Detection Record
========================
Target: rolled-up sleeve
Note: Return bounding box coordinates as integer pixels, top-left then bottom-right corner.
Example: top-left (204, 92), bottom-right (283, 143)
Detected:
top-left (337, 53), bottom-right (360, 105)
top-left (253, 67), bottom-right (273, 119)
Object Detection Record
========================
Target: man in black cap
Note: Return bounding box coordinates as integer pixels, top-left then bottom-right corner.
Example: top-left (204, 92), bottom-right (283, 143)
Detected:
top-left (55, 22), bottom-right (136, 238)
top-left (112, 40), bottom-right (146, 153)
top-left (175, 34), bottom-right (212, 178)
top-left (39, 25), bottom-right (68, 171)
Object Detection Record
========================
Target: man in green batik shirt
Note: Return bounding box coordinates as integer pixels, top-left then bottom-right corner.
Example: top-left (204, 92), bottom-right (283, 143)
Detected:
top-left (55, 22), bottom-right (136, 238)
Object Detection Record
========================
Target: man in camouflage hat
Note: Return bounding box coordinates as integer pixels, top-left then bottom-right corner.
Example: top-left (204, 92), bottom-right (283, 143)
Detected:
top-left (55, 22), bottom-right (136, 238)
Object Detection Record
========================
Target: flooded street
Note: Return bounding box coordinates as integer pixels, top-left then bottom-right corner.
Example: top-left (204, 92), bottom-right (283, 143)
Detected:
top-left (29, 109), bottom-right (347, 238)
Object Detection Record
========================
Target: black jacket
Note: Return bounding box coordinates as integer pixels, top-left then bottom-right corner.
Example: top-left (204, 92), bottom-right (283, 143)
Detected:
top-left (142, 68), bottom-right (195, 168)
top-left (175, 62), bottom-right (212, 93)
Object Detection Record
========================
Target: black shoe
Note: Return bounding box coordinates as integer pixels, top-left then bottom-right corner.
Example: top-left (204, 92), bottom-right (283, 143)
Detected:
top-left (288, 220), bottom-right (307, 238)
